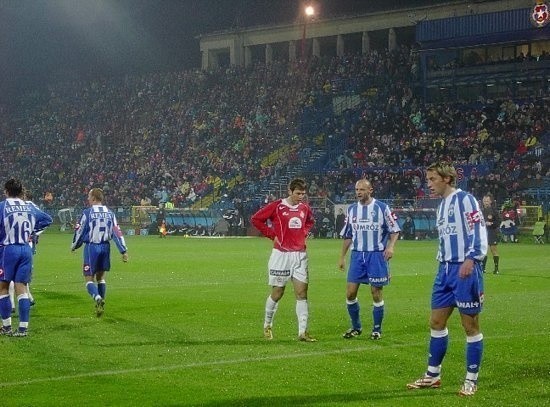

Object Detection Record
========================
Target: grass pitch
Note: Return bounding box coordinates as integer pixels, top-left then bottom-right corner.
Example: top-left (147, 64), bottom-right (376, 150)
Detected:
top-left (3, 233), bottom-right (549, 406)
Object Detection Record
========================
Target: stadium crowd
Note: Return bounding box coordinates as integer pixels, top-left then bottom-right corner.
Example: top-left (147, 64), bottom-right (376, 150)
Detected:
top-left (2, 61), bottom-right (313, 209)
top-left (320, 93), bottom-right (549, 206)
top-left (0, 44), bottom-right (548, 222)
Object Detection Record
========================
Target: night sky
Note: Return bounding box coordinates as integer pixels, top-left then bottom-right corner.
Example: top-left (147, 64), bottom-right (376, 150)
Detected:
top-left (0, 0), bottom-right (439, 101)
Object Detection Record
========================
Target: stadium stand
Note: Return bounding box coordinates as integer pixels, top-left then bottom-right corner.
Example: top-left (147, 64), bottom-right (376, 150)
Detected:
top-left (0, 3), bottom-right (547, 235)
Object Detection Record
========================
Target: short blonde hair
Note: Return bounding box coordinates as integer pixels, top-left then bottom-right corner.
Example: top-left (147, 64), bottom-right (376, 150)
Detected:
top-left (88, 188), bottom-right (104, 203)
top-left (426, 161), bottom-right (457, 187)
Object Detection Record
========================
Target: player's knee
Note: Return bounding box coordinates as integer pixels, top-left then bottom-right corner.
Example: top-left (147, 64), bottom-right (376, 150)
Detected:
top-left (429, 317), bottom-right (447, 330)
top-left (294, 287), bottom-right (307, 300)
top-left (460, 317), bottom-right (480, 335)
top-left (346, 288), bottom-right (359, 301)
top-left (371, 289), bottom-right (383, 302)
top-left (270, 287), bottom-right (285, 302)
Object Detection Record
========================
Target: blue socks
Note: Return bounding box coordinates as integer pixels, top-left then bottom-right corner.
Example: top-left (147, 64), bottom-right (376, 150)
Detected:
top-left (0, 295), bottom-right (11, 320)
top-left (346, 299), bottom-right (385, 333)
top-left (346, 299), bottom-right (361, 331)
top-left (466, 333), bottom-right (484, 382)
top-left (98, 280), bottom-right (106, 299)
top-left (372, 301), bottom-right (384, 333)
top-left (17, 294), bottom-right (30, 325)
top-left (427, 328), bottom-right (449, 377)
top-left (86, 281), bottom-right (100, 300)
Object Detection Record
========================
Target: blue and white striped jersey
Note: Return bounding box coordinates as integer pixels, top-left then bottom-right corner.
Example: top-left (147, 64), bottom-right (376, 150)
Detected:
top-left (71, 205), bottom-right (127, 254)
top-left (340, 199), bottom-right (401, 252)
top-left (26, 200), bottom-right (43, 252)
top-left (0, 198), bottom-right (53, 246)
top-left (435, 189), bottom-right (488, 262)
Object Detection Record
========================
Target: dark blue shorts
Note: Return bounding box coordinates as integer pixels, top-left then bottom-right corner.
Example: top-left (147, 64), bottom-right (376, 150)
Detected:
top-left (83, 243), bottom-right (111, 276)
top-left (431, 262), bottom-right (484, 314)
top-left (0, 244), bottom-right (33, 284)
top-left (347, 250), bottom-right (389, 286)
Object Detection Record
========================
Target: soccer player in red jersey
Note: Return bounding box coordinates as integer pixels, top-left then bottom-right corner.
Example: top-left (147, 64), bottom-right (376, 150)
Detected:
top-left (251, 178), bottom-right (316, 342)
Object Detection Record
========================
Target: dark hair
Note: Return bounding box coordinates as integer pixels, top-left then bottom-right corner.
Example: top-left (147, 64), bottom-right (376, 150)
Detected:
top-left (4, 179), bottom-right (23, 198)
top-left (288, 178), bottom-right (307, 192)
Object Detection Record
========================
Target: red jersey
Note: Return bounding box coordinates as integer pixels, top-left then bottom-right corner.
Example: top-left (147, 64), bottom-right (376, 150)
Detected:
top-left (251, 198), bottom-right (315, 252)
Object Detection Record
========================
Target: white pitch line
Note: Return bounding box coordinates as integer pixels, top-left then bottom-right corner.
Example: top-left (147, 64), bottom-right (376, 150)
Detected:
top-left (4, 332), bottom-right (547, 388)
top-left (0, 345), bottom-right (386, 387)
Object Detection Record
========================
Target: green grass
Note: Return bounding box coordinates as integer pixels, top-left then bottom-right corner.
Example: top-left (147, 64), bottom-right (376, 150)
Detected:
top-left (3, 233), bottom-right (549, 406)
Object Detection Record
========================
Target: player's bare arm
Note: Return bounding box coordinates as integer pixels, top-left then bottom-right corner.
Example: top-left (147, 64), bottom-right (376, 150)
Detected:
top-left (384, 232), bottom-right (399, 261)
top-left (338, 239), bottom-right (352, 271)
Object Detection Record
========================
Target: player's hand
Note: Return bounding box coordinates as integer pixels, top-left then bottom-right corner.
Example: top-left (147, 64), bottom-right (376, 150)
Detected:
top-left (459, 258), bottom-right (474, 278)
top-left (338, 258), bottom-right (346, 272)
top-left (383, 247), bottom-right (394, 261)
top-left (122, 253), bottom-right (129, 263)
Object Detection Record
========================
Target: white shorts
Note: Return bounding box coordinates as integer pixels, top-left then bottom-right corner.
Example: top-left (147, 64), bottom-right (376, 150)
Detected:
top-left (267, 249), bottom-right (308, 287)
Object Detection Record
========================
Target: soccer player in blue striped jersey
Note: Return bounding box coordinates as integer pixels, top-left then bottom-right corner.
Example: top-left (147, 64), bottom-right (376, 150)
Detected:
top-left (9, 190), bottom-right (41, 312)
top-left (0, 179), bottom-right (52, 337)
top-left (71, 188), bottom-right (128, 317)
top-left (338, 179), bottom-right (400, 340)
top-left (407, 162), bottom-right (488, 397)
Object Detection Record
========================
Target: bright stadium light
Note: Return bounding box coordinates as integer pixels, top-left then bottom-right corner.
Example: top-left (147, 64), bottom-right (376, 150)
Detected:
top-left (301, 5), bottom-right (315, 61)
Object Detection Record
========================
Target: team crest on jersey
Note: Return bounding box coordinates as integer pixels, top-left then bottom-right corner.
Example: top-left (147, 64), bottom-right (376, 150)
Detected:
top-left (448, 206), bottom-right (454, 218)
top-left (288, 217), bottom-right (303, 229)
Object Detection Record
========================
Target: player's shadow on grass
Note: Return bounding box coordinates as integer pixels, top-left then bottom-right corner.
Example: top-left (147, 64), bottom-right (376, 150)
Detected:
top-left (97, 315), bottom-right (338, 347)
top-left (179, 389), bottom-right (446, 406)
top-left (34, 290), bottom-right (83, 301)
top-left (100, 335), bottom-right (314, 347)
